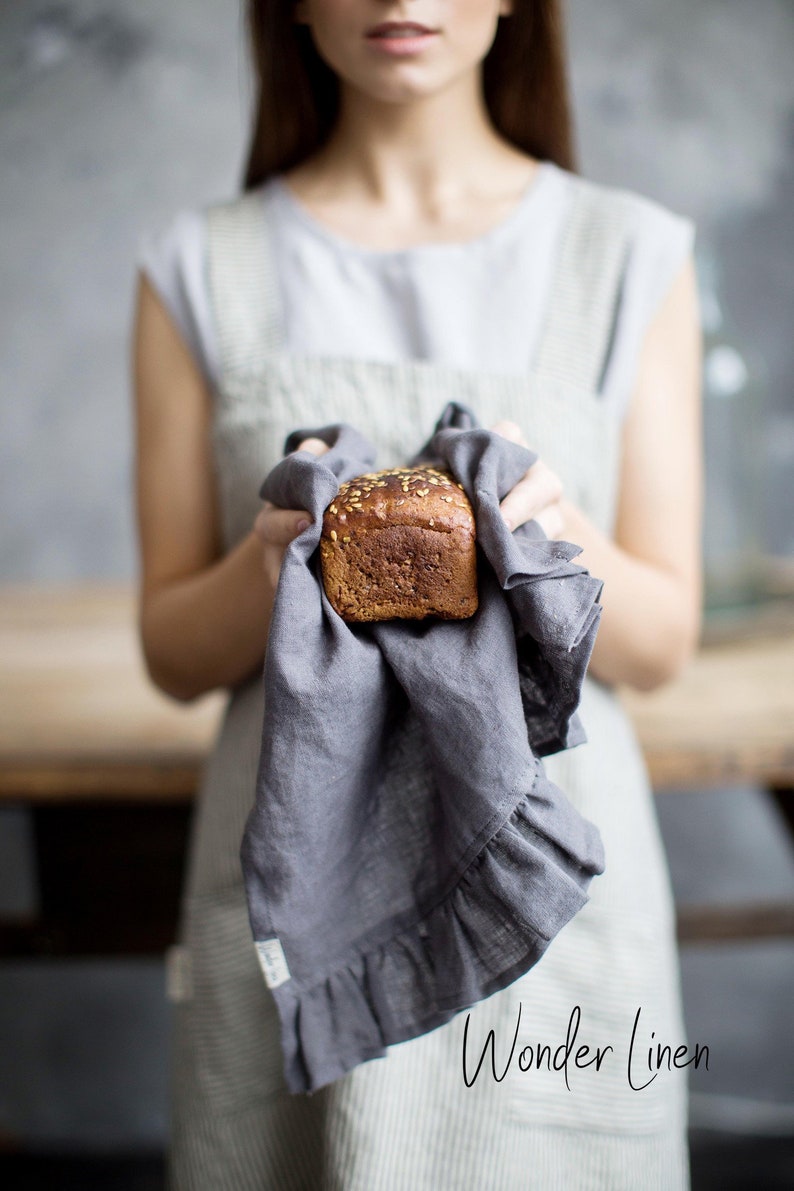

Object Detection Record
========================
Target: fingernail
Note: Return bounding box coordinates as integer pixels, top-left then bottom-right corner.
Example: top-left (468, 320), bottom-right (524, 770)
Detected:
top-left (503, 516), bottom-right (513, 532)
top-left (296, 518), bottom-right (311, 533)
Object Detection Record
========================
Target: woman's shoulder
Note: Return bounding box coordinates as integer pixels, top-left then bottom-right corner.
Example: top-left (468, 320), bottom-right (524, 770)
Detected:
top-left (541, 165), bottom-right (697, 417)
top-left (134, 183), bottom-right (269, 267)
top-left (136, 203), bottom-right (207, 271)
top-left (550, 163), bottom-right (696, 257)
top-left (135, 203), bottom-right (218, 391)
top-left (134, 183), bottom-right (279, 390)
top-left (550, 164), bottom-right (696, 325)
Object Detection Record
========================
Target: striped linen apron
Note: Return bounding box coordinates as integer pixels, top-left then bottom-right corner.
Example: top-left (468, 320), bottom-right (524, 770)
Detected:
top-left (165, 173), bottom-right (690, 1190)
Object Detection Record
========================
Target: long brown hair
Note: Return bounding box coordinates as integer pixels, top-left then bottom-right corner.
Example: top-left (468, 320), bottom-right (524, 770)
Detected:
top-left (242, 0), bottom-right (578, 191)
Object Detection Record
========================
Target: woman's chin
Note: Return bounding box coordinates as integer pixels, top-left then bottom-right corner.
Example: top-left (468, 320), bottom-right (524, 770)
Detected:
top-left (341, 63), bottom-right (466, 107)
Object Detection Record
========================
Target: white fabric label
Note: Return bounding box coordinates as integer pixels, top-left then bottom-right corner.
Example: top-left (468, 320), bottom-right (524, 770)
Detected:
top-left (255, 938), bottom-right (291, 988)
top-left (165, 944), bottom-right (193, 1003)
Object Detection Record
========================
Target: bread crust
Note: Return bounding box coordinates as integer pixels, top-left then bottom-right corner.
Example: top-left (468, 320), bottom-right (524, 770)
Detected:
top-left (320, 466), bottom-right (478, 622)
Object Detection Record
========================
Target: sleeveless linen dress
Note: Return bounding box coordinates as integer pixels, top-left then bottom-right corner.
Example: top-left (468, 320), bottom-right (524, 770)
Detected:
top-left (165, 175), bottom-right (690, 1189)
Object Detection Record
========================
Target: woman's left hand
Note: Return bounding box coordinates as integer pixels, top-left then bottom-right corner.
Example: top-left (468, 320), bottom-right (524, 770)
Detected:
top-left (490, 419), bottom-right (566, 539)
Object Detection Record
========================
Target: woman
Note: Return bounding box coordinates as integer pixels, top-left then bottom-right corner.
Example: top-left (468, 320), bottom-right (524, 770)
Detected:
top-left (133, 0), bottom-right (702, 1186)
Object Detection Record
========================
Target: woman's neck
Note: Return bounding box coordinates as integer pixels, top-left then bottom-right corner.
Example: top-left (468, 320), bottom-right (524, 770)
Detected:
top-left (328, 74), bottom-right (510, 197)
top-left (282, 75), bottom-right (540, 249)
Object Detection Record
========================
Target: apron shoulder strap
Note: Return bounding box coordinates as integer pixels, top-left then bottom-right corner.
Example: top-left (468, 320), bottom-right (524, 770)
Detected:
top-left (532, 175), bottom-right (637, 395)
top-left (205, 188), bottom-right (283, 383)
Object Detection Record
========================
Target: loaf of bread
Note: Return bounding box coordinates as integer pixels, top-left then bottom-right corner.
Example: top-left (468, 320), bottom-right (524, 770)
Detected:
top-left (320, 465), bottom-right (478, 622)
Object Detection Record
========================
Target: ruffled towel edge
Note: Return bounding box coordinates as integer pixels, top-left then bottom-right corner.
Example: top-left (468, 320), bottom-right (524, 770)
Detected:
top-left (262, 758), bottom-right (604, 1095)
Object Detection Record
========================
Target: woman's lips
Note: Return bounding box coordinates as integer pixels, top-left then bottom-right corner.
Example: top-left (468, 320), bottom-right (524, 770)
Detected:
top-left (365, 24), bottom-right (439, 56)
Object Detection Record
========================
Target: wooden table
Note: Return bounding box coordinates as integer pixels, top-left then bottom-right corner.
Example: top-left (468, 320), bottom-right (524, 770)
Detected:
top-left (1, 583), bottom-right (793, 953)
top-left (0, 584), bottom-right (224, 955)
top-left (619, 605), bottom-right (794, 943)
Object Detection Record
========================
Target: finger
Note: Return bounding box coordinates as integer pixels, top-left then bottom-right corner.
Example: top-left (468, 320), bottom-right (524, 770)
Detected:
top-left (533, 503), bottom-right (565, 541)
top-left (294, 436), bottom-right (330, 456)
top-left (260, 543), bottom-right (283, 585)
top-left (489, 419), bottom-right (528, 448)
top-left (499, 467), bottom-right (563, 531)
top-left (499, 461), bottom-right (563, 531)
top-left (254, 504), bottom-right (313, 545)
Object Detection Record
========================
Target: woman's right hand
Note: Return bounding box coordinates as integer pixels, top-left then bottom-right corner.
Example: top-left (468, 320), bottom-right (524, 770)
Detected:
top-left (252, 437), bottom-right (330, 593)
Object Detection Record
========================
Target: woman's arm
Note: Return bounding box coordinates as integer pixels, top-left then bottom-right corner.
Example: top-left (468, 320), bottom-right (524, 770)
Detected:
top-left (499, 253), bottom-right (703, 692)
top-left (132, 273), bottom-right (312, 703)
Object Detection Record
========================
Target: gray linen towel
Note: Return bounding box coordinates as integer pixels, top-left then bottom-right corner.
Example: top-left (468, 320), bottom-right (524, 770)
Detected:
top-left (241, 401), bottom-right (606, 1095)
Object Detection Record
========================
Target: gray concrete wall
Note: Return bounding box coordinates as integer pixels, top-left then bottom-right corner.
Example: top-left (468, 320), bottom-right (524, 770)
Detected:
top-left (1, 0), bottom-right (792, 1153)
top-left (1, 0), bottom-right (244, 579)
top-left (569, 0), bottom-right (794, 566)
